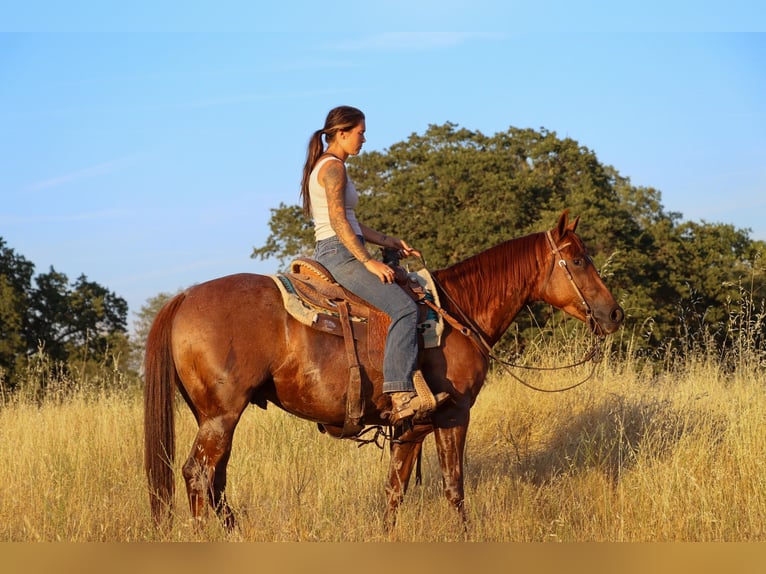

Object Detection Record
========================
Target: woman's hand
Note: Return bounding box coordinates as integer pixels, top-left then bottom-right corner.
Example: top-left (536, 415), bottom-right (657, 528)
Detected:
top-left (388, 237), bottom-right (421, 259)
top-left (359, 224), bottom-right (421, 259)
top-left (363, 259), bottom-right (397, 284)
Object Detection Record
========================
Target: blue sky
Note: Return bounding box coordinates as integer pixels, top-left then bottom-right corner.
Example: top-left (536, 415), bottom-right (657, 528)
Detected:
top-left (1, 7), bottom-right (765, 327)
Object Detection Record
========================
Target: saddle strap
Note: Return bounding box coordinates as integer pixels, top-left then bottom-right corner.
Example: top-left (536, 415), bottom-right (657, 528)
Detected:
top-left (337, 299), bottom-right (365, 437)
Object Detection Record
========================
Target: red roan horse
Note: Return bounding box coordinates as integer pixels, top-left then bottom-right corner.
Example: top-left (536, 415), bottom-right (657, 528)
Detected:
top-left (144, 210), bottom-right (623, 529)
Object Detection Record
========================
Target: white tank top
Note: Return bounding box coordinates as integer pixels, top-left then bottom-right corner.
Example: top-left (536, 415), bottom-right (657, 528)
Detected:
top-left (308, 156), bottom-right (363, 241)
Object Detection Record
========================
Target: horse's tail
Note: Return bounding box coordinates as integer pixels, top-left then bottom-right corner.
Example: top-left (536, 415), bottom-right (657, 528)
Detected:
top-left (143, 292), bottom-right (186, 527)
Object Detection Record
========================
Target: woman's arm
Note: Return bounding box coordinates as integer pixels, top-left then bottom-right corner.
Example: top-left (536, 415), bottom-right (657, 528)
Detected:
top-left (359, 223), bottom-right (393, 248)
top-left (322, 160), bottom-right (371, 261)
top-left (360, 223), bottom-right (422, 259)
top-left (321, 160), bottom-right (396, 283)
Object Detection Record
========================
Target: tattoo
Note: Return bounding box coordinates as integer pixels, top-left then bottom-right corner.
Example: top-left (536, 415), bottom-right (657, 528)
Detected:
top-left (322, 161), bottom-right (370, 261)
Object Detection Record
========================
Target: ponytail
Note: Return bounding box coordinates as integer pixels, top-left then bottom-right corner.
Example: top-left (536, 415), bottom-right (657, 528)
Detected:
top-left (300, 129), bottom-right (325, 218)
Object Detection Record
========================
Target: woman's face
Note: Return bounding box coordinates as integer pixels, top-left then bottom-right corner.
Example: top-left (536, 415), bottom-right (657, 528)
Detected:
top-left (340, 121), bottom-right (366, 156)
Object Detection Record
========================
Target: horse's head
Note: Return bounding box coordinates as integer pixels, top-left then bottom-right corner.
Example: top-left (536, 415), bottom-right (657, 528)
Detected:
top-left (540, 210), bottom-right (624, 336)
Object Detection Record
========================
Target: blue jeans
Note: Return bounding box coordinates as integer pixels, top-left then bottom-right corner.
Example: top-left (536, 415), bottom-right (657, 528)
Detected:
top-left (314, 236), bottom-right (417, 393)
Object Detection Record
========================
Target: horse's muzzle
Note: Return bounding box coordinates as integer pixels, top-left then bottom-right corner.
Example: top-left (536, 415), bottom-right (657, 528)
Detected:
top-left (590, 304), bottom-right (624, 336)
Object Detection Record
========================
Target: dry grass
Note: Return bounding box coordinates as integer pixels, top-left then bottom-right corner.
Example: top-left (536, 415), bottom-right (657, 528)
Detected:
top-left (1, 350), bottom-right (764, 541)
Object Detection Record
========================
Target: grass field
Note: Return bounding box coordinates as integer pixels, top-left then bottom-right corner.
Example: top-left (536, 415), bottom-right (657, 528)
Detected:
top-left (1, 339), bottom-right (764, 542)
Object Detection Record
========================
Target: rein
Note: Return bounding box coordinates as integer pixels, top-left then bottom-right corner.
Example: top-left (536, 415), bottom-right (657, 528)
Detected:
top-left (417, 232), bottom-right (605, 393)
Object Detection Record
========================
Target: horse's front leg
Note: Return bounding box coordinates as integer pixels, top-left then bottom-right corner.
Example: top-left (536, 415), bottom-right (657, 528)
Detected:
top-left (433, 423), bottom-right (469, 524)
top-left (384, 425), bottom-right (431, 527)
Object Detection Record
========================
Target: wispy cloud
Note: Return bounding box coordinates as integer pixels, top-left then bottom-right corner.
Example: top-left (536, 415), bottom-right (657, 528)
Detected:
top-left (26, 156), bottom-right (137, 192)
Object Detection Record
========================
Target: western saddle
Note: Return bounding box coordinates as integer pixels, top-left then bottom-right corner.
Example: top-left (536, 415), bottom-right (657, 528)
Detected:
top-left (270, 256), bottom-right (440, 437)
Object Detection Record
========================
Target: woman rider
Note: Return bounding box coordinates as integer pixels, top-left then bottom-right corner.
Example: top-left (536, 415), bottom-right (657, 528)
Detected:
top-left (300, 105), bottom-right (447, 425)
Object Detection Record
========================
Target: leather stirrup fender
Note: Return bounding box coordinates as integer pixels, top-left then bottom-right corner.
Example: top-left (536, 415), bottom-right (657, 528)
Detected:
top-left (336, 299), bottom-right (365, 437)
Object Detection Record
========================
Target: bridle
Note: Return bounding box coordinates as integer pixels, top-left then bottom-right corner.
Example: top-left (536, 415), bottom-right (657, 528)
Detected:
top-left (419, 231), bottom-right (605, 393)
top-left (543, 230), bottom-right (601, 335)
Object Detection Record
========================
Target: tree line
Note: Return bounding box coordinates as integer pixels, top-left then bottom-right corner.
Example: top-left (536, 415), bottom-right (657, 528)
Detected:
top-left (0, 238), bottom-right (130, 388)
top-left (2, 123), bottom-right (763, 390)
top-left (252, 123), bottom-right (766, 357)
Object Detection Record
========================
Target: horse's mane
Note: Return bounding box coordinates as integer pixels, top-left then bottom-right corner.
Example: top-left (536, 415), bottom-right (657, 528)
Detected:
top-left (435, 232), bottom-right (547, 309)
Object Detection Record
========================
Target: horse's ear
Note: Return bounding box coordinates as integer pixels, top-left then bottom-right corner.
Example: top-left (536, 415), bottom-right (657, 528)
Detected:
top-left (554, 209), bottom-right (579, 239)
top-left (568, 214), bottom-right (580, 233)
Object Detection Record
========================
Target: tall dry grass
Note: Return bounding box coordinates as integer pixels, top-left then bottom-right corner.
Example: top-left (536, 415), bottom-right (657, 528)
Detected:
top-left (1, 305), bottom-right (764, 541)
top-left (1, 353), bottom-right (763, 541)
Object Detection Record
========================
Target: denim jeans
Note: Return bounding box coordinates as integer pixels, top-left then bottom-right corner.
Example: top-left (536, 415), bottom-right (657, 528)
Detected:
top-left (314, 235), bottom-right (417, 393)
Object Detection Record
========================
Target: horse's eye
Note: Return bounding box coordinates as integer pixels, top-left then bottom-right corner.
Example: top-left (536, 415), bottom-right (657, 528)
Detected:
top-left (572, 258), bottom-right (583, 267)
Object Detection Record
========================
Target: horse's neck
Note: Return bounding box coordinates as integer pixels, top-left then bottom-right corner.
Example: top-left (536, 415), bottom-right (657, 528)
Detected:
top-left (433, 233), bottom-right (546, 346)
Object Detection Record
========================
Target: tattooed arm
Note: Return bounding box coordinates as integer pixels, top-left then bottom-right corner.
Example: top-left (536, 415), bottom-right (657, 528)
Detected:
top-left (322, 159), bottom-right (370, 260)
top-left (321, 159), bottom-right (398, 283)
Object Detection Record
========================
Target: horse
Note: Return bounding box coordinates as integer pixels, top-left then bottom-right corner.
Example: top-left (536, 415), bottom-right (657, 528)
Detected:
top-left (144, 210), bottom-right (624, 529)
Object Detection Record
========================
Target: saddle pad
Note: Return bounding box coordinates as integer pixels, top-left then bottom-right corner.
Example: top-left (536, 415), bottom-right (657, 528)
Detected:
top-left (271, 273), bottom-right (324, 328)
top-left (411, 269), bottom-right (444, 349)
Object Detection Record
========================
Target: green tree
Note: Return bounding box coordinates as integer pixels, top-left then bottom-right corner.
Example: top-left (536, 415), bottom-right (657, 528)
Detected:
top-left (668, 221), bottom-right (765, 346)
top-left (25, 267), bottom-right (130, 376)
top-left (67, 274), bottom-right (129, 371)
top-left (251, 203), bottom-right (314, 269)
top-left (26, 267), bottom-right (72, 362)
top-left (1, 238), bottom-right (132, 388)
top-left (0, 239), bottom-right (34, 378)
top-left (252, 124), bottom-right (640, 268)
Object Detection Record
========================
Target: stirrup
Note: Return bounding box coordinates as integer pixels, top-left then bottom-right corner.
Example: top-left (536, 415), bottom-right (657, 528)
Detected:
top-left (413, 391), bottom-right (450, 423)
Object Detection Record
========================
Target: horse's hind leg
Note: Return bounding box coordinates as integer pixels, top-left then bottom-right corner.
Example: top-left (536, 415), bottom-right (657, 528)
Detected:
top-left (182, 414), bottom-right (238, 530)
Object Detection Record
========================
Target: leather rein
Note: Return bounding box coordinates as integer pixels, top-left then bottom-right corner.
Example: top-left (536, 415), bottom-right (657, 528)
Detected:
top-left (418, 231), bottom-right (605, 393)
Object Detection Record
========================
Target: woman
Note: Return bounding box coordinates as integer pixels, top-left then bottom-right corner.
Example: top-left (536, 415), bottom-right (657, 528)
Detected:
top-left (300, 105), bottom-right (447, 426)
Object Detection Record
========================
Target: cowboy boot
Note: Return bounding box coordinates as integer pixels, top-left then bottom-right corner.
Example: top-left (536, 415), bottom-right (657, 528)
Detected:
top-left (389, 371), bottom-right (450, 425)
